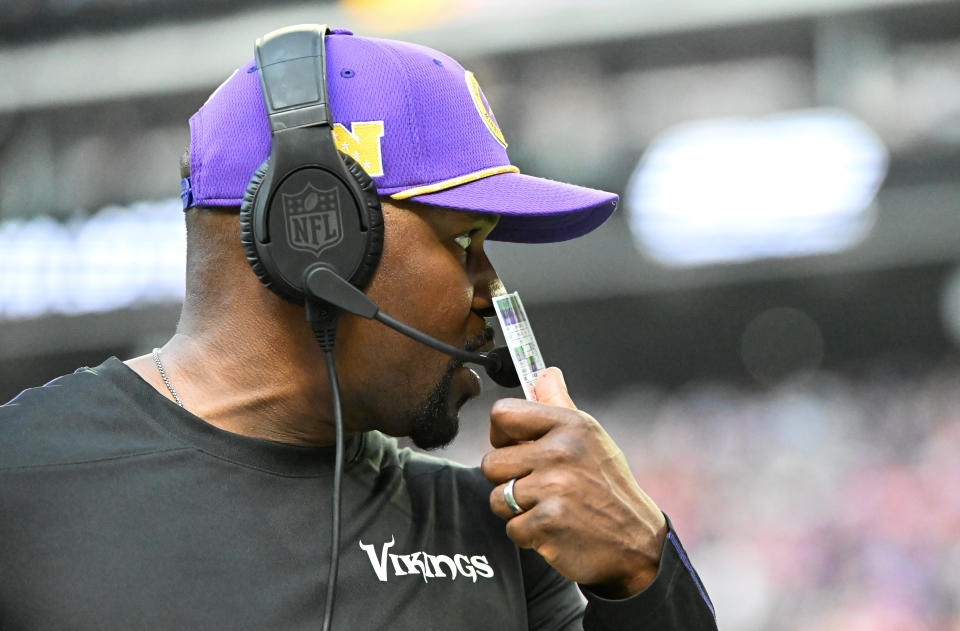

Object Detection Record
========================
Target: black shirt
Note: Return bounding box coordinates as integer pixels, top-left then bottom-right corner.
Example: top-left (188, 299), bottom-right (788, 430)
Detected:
top-left (0, 358), bottom-right (716, 630)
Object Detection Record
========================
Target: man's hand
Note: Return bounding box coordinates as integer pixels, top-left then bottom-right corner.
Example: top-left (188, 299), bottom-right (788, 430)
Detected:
top-left (481, 367), bottom-right (668, 599)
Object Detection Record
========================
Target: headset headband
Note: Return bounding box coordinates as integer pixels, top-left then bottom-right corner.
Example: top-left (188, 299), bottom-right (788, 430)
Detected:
top-left (254, 24), bottom-right (333, 134)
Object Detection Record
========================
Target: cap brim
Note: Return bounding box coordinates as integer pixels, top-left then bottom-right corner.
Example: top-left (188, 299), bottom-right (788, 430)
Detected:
top-left (402, 171), bottom-right (618, 243)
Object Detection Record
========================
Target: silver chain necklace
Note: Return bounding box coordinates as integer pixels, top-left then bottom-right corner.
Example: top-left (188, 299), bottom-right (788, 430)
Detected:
top-left (151, 348), bottom-right (183, 408)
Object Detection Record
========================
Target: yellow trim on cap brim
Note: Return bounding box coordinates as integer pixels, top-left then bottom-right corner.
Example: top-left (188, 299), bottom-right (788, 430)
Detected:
top-left (389, 165), bottom-right (520, 200)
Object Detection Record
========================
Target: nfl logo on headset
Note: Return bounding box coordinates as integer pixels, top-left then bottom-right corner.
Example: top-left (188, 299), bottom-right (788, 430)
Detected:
top-left (282, 183), bottom-right (344, 256)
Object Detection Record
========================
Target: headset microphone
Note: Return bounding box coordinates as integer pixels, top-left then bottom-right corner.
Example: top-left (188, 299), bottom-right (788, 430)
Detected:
top-left (481, 347), bottom-right (520, 388)
top-left (304, 266), bottom-right (521, 388)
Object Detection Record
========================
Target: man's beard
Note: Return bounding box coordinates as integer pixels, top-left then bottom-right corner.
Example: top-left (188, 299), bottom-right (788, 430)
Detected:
top-left (406, 326), bottom-right (493, 451)
top-left (407, 358), bottom-right (461, 451)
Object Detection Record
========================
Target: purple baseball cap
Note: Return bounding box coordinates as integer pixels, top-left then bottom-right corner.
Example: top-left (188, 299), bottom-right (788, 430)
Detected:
top-left (183, 27), bottom-right (618, 243)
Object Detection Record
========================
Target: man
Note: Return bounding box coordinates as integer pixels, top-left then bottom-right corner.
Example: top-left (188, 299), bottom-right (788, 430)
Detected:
top-left (0, 26), bottom-right (716, 629)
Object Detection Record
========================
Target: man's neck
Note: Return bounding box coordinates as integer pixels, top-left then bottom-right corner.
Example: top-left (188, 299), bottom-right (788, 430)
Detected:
top-left (126, 329), bottom-right (339, 446)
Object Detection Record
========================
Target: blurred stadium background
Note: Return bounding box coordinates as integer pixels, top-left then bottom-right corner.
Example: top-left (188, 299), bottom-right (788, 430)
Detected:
top-left (3, 0), bottom-right (960, 628)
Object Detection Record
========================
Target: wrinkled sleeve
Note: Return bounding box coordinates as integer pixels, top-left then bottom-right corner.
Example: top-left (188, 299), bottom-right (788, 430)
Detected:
top-left (520, 546), bottom-right (586, 630)
top-left (521, 515), bottom-right (717, 630)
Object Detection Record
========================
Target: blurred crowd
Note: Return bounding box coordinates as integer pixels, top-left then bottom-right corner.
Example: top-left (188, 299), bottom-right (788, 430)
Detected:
top-left (447, 359), bottom-right (960, 631)
top-left (612, 362), bottom-right (960, 631)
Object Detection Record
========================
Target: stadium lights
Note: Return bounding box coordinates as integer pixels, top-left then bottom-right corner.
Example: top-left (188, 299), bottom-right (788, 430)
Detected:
top-left (0, 200), bottom-right (186, 319)
top-left (625, 109), bottom-right (888, 266)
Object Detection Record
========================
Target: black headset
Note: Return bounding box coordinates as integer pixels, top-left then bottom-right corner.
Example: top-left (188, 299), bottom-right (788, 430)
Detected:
top-left (239, 24), bottom-right (384, 320)
top-left (236, 24), bottom-right (519, 385)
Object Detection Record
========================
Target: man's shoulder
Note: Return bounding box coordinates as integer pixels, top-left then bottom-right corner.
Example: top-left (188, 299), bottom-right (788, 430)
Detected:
top-left (0, 358), bottom-right (182, 471)
top-left (361, 431), bottom-right (493, 500)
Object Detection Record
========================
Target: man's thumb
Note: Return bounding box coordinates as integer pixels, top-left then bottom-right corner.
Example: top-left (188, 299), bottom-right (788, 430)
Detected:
top-left (533, 367), bottom-right (576, 409)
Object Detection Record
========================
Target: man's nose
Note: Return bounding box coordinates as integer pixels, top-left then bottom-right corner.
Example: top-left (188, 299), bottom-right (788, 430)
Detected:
top-left (470, 248), bottom-right (502, 314)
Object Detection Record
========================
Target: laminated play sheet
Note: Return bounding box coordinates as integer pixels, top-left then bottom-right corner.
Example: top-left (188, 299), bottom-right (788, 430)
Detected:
top-left (493, 292), bottom-right (546, 401)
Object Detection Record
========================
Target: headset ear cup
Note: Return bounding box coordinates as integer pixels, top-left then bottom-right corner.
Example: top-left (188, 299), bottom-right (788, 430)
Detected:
top-left (339, 152), bottom-right (384, 290)
top-left (239, 160), bottom-right (302, 303)
top-left (240, 154), bottom-right (384, 300)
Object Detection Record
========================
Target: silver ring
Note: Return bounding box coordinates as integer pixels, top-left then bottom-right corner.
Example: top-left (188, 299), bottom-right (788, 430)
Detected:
top-left (503, 478), bottom-right (524, 516)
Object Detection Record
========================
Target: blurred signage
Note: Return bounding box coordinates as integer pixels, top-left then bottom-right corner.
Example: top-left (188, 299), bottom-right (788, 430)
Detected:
top-left (0, 199), bottom-right (185, 319)
top-left (625, 109), bottom-right (888, 266)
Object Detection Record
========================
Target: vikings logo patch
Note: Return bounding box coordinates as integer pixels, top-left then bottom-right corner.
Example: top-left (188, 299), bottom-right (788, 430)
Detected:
top-left (465, 71), bottom-right (507, 149)
top-left (331, 121), bottom-right (386, 177)
top-left (282, 183), bottom-right (343, 256)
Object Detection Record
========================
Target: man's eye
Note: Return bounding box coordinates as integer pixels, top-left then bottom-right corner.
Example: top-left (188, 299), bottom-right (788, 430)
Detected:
top-left (454, 234), bottom-right (472, 251)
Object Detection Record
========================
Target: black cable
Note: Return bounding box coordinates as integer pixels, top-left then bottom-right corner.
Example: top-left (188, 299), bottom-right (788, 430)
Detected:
top-left (321, 348), bottom-right (343, 631)
top-left (374, 311), bottom-right (497, 369)
top-left (373, 312), bottom-right (520, 387)
top-left (306, 298), bottom-right (343, 631)
top-left (301, 267), bottom-right (518, 385)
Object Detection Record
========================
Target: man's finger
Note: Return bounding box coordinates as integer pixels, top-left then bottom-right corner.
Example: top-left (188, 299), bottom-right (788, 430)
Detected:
top-left (503, 510), bottom-right (538, 550)
top-left (481, 443), bottom-right (537, 484)
top-left (488, 476), bottom-right (537, 522)
top-left (488, 398), bottom-right (581, 448)
top-left (533, 367), bottom-right (576, 410)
